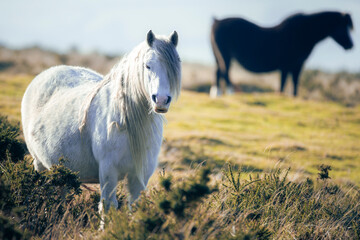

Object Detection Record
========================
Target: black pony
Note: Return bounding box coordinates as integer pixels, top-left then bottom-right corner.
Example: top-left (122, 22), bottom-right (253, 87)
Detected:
top-left (210, 11), bottom-right (354, 97)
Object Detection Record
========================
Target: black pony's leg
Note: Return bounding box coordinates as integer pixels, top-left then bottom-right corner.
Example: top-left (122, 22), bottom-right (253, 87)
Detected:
top-left (210, 65), bottom-right (223, 97)
top-left (280, 70), bottom-right (288, 93)
top-left (291, 67), bottom-right (302, 96)
top-left (223, 58), bottom-right (234, 94)
top-left (223, 59), bottom-right (232, 88)
top-left (216, 67), bottom-right (221, 89)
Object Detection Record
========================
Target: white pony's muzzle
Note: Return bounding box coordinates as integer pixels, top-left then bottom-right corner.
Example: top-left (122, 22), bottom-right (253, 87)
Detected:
top-left (152, 94), bottom-right (171, 113)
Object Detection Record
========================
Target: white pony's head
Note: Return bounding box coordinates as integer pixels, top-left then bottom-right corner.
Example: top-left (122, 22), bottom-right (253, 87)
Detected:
top-left (143, 30), bottom-right (181, 113)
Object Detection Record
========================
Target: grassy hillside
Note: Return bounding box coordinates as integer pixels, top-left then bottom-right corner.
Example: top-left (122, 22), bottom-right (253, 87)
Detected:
top-left (0, 74), bottom-right (33, 121)
top-left (0, 72), bottom-right (359, 184)
top-left (0, 69), bottom-right (360, 239)
top-left (162, 91), bottom-right (360, 185)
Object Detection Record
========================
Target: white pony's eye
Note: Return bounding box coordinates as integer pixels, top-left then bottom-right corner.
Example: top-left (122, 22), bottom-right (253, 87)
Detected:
top-left (145, 65), bottom-right (151, 70)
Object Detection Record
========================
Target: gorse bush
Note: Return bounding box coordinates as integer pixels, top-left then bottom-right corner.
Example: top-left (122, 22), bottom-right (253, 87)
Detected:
top-left (0, 155), bottom-right (101, 238)
top-left (0, 115), bottom-right (26, 163)
top-left (0, 176), bottom-right (29, 240)
top-left (1, 156), bottom-right (103, 239)
top-left (1, 157), bottom-right (82, 235)
top-left (158, 168), bottom-right (217, 218)
top-left (102, 168), bottom-right (218, 239)
top-left (0, 115), bottom-right (29, 240)
top-left (0, 115), bottom-right (99, 239)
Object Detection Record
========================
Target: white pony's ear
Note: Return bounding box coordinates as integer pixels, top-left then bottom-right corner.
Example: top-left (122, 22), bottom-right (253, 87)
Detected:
top-left (147, 30), bottom-right (155, 47)
top-left (169, 31), bottom-right (178, 47)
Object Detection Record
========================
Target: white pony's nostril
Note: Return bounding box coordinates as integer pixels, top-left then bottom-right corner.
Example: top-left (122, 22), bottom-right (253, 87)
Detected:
top-left (166, 96), bottom-right (172, 105)
top-left (152, 94), bottom-right (157, 103)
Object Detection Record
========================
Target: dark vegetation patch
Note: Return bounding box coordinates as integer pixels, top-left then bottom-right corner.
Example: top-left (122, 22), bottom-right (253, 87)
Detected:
top-left (0, 62), bottom-right (14, 71)
top-left (318, 164), bottom-right (332, 180)
top-left (246, 100), bottom-right (267, 107)
top-left (0, 115), bottom-right (26, 163)
top-left (235, 83), bottom-right (274, 93)
top-left (187, 136), bottom-right (227, 146)
top-left (270, 143), bottom-right (307, 152)
top-left (325, 154), bottom-right (344, 161)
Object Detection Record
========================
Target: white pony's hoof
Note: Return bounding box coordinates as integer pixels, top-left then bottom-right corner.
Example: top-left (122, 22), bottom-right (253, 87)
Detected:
top-left (98, 201), bottom-right (105, 231)
top-left (226, 86), bottom-right (235, 95)
top-left (210, 85), bottom-right (222, 98)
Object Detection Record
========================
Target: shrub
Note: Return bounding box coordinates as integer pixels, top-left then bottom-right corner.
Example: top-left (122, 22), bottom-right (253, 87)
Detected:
top-left (102, 167), bottom-right (218, 239)
top-left (220, 164), bottom-right (360, 239)
top-left (0, 115), bottom-right (99, 238)
top-left (0, 214), bottom-right (29, 240)
top-left (0, 156), bottom-right (85, 236)
top-left (0, 115), bottom-right (26, 163)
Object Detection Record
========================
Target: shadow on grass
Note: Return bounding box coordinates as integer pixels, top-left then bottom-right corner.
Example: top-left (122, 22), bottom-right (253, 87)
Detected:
top-left (162, 138), bottom-right (229, 171)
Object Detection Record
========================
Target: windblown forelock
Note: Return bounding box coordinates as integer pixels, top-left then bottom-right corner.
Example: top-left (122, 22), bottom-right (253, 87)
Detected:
top-left (153, 38), bottom-right (181, 100)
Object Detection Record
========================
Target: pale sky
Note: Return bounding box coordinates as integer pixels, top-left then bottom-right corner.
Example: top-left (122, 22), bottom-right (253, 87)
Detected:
top-left (0, 0), bottom-right (359, 72)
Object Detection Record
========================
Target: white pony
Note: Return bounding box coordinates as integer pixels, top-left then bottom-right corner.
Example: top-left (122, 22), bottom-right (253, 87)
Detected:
top-left (21, 30), bottom-right (181, 211)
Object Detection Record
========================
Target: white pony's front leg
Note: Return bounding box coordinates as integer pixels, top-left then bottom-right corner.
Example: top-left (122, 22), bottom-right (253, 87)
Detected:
top-left (127, 174), bottom-right (146, 208)
top-left (98, 161), bottom-right (119, 230)
top-left (99, 161), bottom-right (119, 211)
top-left (127, 150), bottom-right (158, 209)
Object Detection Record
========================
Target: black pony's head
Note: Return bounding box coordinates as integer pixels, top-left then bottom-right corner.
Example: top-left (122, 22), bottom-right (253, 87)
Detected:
top-left (330, 13), bottom-right (354, 50)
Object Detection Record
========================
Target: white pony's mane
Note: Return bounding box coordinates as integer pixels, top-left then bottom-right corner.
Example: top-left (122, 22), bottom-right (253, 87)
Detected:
top-left (80, 36), bottom-right (181, 186)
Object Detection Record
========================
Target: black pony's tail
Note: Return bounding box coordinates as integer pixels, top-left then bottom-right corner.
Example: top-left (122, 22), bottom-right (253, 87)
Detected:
top-left (210, 18), bottom-right (226, 74)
